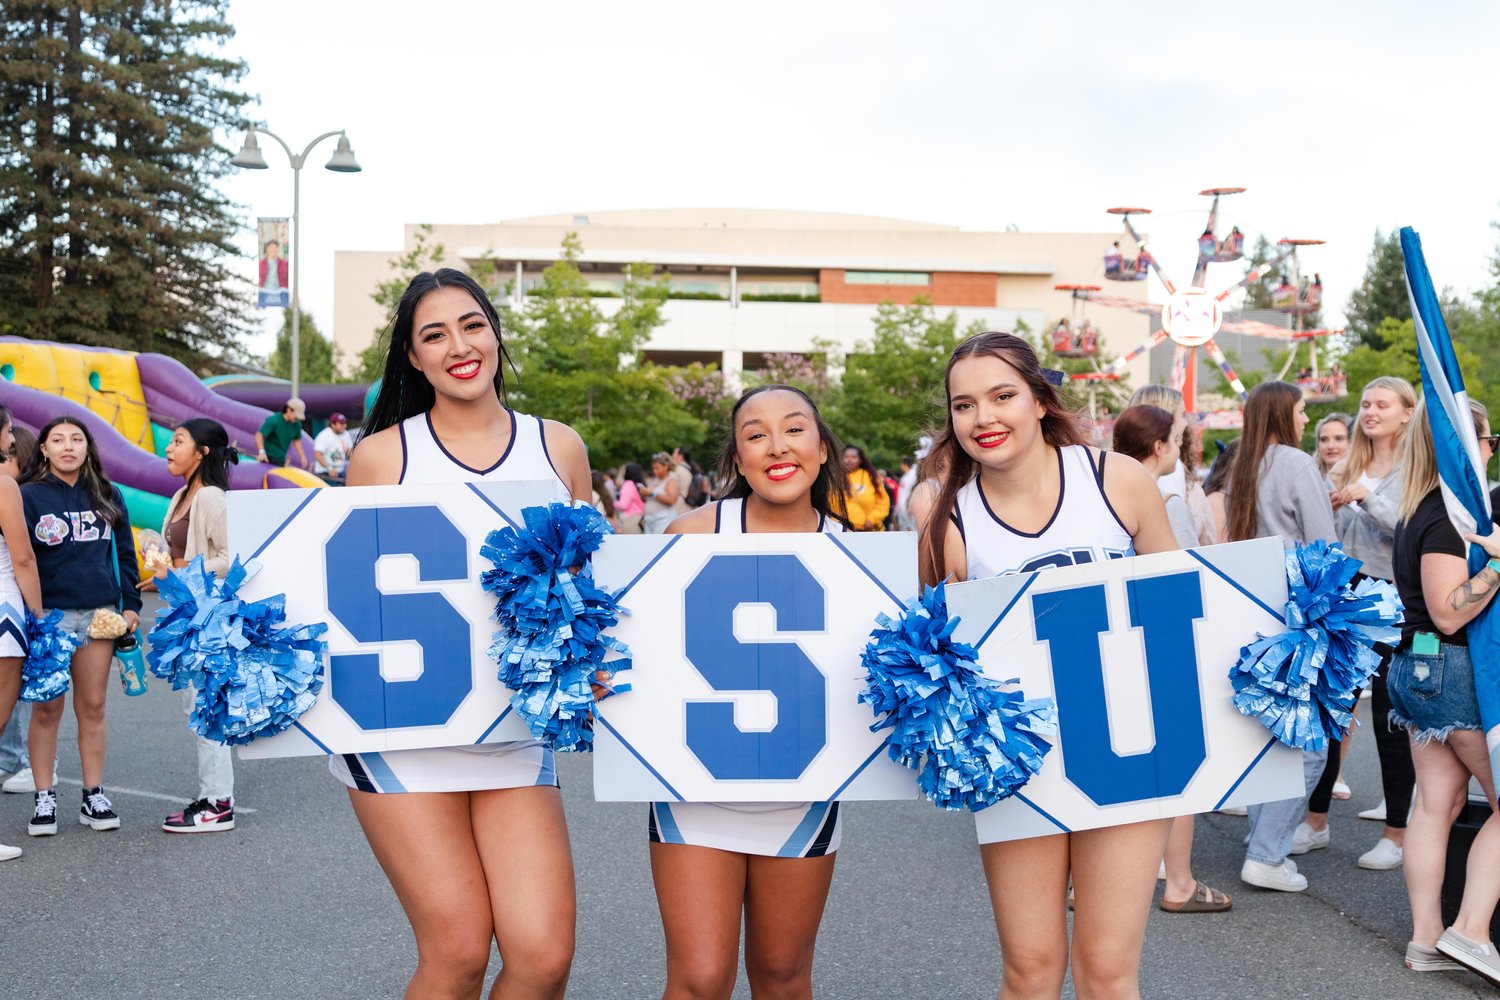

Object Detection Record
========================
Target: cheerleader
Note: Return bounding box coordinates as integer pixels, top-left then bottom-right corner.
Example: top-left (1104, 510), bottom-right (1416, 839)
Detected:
top-left (341, 269), bottom-right (590, 1000)
top-left (652, 384), bottom-right (848, 1000)
top-left (0, 405), bottom-right (42, 859)
top-left (919, 333), bottom-right (1179, 999)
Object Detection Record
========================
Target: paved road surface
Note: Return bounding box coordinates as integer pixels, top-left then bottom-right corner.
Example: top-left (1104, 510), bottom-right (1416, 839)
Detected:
top-left (0, 601), bottom-right (1492, 998)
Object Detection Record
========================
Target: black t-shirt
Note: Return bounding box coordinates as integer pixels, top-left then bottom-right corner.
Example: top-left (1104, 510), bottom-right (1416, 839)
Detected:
top-left (1391, 486), bottom-right (1500, 646)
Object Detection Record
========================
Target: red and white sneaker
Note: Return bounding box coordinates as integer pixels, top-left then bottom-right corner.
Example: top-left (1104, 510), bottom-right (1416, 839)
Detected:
top-left (162, 798), bottom-right (234, 834)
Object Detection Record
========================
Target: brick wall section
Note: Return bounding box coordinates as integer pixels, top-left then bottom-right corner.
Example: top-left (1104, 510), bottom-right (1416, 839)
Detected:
top-left (818, 269), bottom-right (998, 306)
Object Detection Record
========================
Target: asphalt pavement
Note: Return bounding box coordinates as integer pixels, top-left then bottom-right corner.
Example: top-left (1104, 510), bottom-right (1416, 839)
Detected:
top-left (0, 596), bottom-right (1494, 999)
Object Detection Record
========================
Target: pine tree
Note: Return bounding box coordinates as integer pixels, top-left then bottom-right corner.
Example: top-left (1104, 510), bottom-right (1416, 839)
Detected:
top-left (1344, 229), bottom-right (1411, 350)
top-left (0, 1), bottom-right (252, 364)
top-left (268, 307), bottom-right (341, 384)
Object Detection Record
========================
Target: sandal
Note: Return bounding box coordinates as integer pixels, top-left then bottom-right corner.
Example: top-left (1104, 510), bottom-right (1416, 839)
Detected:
top-left (1159, 880), bottom-right (1232, 913)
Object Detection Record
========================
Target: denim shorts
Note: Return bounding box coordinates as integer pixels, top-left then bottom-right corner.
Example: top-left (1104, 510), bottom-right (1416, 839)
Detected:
top-left (1387, 643), bottom-right (1482, 745)
top-left (51, 607), bottom-right (114, 641)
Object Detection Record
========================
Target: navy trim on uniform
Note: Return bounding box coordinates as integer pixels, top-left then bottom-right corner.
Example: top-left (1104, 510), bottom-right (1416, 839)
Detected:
top-left (647, 803), bottom-right (661, 843)
top-left (536, 414), bottom-right (565, 486)
top-left (977, 447), bottom-right (1066, 539)
top-left (0, 617), bottom-right (25, 650)
top-left (397, 420), bottom-right (409, 484)
top-left (342, 754), bottom-right (378, 793)
top-left (805, 802), bottom-right (840, 857)
top-left (713, 500), bottom-right (724, 533)
top-left (1090, 449), bottom-right (1132, 535)
top-left (740, 498), bottom-right (750, 533)
top-left (424, 408), bottom-right (515, 475)
top-left (951, 502), bottom-right (965, 541)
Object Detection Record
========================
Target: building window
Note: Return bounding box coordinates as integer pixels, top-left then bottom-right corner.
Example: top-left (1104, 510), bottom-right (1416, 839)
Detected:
top-left (844, 271), bottom-right (931, 285)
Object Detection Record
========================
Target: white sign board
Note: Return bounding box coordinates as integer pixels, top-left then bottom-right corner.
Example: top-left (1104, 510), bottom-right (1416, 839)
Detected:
top-left (945, 537), bottom-right (1304, 843)
top-left (228, 481), bottom-right (560, 759)
top-left (592, 532), bottom-right (920, 802)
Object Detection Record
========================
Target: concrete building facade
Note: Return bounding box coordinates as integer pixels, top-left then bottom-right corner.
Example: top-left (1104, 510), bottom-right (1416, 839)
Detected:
top-left (332, 208), bottom-right (1151, 385)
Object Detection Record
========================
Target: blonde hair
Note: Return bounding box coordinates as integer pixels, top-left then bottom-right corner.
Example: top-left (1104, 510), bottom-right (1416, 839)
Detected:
top-left (1128, 384), bottom-right (1184, 412)
top-left (1397, 397), bottom-right (1489, 522)
top-left (1336, 376), bottom-right (1416, 489)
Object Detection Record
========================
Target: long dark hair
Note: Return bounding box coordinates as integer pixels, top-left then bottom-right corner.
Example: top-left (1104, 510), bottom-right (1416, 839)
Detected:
top-left (622, 462), bottom-right (647, 489)
top-left (714, 384), bottom-right (849, 528)
top-left (360, 268), bottom-right (511, 439)
top-left (590, 469), bottom-right (616, 518)
top-left (21, 417), bottom-right (123, 525)
top-left (1226, 380), bottom-right (1303, 542)
top-left (1202, 437), bottom-right (1239, 496)
top-left (919, 332), bottom-right (1086, 585)
top-left (176, 418), bottom-right (238, 493)
top-left (1111, 404), bottom-right (1174, 464)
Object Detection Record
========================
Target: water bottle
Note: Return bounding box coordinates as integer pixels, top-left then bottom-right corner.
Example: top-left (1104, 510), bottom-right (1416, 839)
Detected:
top-left (116, 631), bottom-right (147, 697)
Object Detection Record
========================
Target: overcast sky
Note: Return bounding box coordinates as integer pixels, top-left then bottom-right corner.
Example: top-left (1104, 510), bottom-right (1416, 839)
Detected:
top-left (220, 0), bottom-right (1500, 361)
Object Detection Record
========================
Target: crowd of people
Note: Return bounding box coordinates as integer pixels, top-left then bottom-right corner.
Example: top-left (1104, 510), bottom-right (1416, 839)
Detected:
top-left (1, 266), bottom-right (1496, 997)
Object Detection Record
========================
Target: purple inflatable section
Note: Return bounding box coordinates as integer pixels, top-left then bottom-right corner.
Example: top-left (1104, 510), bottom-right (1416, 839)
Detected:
top-left (0, 380), bottom-right (296, 493)
top-left (135, 353), bottom-right (314, 470)
top-left (212, 382), bottom-right (368, 422)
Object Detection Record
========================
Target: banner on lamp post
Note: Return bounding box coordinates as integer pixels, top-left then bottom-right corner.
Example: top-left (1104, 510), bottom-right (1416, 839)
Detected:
top-left (256, 217), bottom-right (290, 309)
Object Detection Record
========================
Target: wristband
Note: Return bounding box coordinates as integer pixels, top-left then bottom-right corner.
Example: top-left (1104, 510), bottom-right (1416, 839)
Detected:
top-left (1487, 558), bottom-right (1500, 575)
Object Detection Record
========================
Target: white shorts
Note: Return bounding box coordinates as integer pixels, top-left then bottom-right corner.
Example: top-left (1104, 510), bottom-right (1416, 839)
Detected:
top-left (0, 596), bottom-right (25, 659)
top-left (329, 741), bottom-right (557, 794)
top-left (648, 801), bottom-right (841, 858)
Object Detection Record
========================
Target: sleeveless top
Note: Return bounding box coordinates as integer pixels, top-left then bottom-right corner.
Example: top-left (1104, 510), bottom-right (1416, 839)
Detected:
top-left (713, 496), bottom-right (842, 536)
top-left (399, 409), bottom-right (567, 494)
top-left (0, 518), bottom-right (15, 596)
top-left (954, 445), bottom-right (1133, 579)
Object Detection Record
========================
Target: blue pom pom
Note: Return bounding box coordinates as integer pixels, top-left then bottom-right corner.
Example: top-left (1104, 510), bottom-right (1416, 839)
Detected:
top-left (481, 501), bottom-right (631, 753)
top-left (1230, 541), bottom-right (1403, 751)
top-left (860, 582), bottom-right (1057, 811)
top-left (19, 609), bottom-right (79, 703)
top-left (146, 556), bottom-right (328, 746)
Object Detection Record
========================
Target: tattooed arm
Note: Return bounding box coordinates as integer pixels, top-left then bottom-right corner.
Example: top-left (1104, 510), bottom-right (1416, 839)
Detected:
top-left (1424, 530), bottom-right (1500, 636)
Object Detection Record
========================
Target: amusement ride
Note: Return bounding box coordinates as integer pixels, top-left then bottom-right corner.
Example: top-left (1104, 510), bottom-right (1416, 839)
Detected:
top-left (1050, 187), bottom-right (1346, 419)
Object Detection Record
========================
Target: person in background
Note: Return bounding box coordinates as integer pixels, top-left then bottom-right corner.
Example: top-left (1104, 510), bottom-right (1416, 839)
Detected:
top-left (314, 412), bottom-right (355, 485)
top-left (0, 425), bottom-right (38, 797)
top-left (1315, 413), bottom-right (1354, 482)
top-left (20, 417), bottom-right (141, 837)
top-left (1129, 384), bottom-right (1214, 546)
top-left (1226, 381), bottom-right (1337, 892)
top-left (642, 453), bottom-right (682, 534)
top-left (841, 445), bottom-right (889, 531)
top-left (255, 398), bottom-right (306, 468)
top-left (669, 446), bottom-right (696, 513)
top-left (1388, 397), bottom-right (1500, 980)
top-left (155, 418), bottom-right (239, 833)
top-left (615, 462), bottom-right (646, 534)
top-left (895, 452), bottom-right (920, 530)
top-left (1113, 404), bottom-right (1231, 913)
top-left (590, 470), bottom-right (619, 532)
top-left (0, 406), bottom-right (43, 860)
top-left (1201, 438), bottom-right (1239, 544)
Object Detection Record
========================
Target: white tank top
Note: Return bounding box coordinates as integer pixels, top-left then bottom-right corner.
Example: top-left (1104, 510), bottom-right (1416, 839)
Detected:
top-left (0, 523), bottom-right (15, 595)
top-left (398, 409), bottom-right (568, 498)
top-left (713, 496), bottom-right (843, 535)
top-left (954, 444), bottom-right (1133, 579)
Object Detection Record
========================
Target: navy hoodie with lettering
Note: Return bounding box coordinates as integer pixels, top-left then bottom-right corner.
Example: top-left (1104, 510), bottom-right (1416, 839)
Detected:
top-left (21, 473), bottom-right (141, 614)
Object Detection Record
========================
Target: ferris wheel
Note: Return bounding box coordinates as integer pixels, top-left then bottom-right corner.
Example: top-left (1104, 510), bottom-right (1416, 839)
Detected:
top-left (1049, 187), bottom-right (1345, 411)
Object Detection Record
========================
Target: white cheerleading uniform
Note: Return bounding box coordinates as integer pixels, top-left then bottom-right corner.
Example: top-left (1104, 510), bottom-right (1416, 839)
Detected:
top-left (0, 525), bottom-right (23, 658)
top-left (328, 409), bottom-right (569, 795)
top-left (648, 497), bottom-right (844, 858)
top-left (953, 445), bottom-right (1133, 579)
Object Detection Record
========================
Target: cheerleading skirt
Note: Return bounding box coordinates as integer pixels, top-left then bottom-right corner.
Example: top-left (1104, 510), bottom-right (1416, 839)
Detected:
top-left (329, 741), bottom-right (557, 794)
top-left (648, 800), bottom-right (841, 858)
top-left (0, 593), bottom-right (25, 659)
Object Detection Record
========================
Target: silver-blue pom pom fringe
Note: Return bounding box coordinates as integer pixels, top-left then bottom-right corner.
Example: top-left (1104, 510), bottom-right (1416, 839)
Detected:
top-left (481, 501), bottom-right (631, 753)
top-left (19, 608), bottom-right (79, 703)
top-left (146, 556), bottom-right (328, 746)
top-left (1229, 541), bottom-right (1402, 751)
top-left (860, 582), bottom-right (1057, 811)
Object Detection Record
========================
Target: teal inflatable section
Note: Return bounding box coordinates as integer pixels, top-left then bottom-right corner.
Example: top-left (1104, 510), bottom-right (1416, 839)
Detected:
top-left (150, 422), bottom-right (172, 458)
top-left (119, 482), bottom-right (169, 533)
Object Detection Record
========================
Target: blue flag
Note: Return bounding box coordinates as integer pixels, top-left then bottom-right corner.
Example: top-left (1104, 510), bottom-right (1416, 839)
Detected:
top-left (1400, 227), bottom-right (1499, 780)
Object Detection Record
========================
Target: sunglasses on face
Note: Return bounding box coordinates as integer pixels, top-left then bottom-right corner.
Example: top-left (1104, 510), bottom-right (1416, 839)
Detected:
top-left (1484, 434), bottom-right (1500, 451)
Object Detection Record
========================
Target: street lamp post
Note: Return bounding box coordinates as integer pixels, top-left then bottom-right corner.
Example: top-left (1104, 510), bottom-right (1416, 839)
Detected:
top-left (231, 126), bottom-right (362, 399)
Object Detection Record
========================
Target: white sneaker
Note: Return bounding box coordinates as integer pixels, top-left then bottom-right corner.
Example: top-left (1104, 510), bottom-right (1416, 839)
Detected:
top-left (1291, 822), bottom-right (1330, 855)
top-left (2, 767), bottom-right (34, 794)
top-left (1332, 779), bottom-right (1352, 800)
top-left (1241, 858), bottom-right (1308, 892)
top-left (1357, 798), bottom-right (1387, 822)
top-left (1359, 837), bottom-right (1403, 870)
top-left (0, 842), bottom-right (19, 861)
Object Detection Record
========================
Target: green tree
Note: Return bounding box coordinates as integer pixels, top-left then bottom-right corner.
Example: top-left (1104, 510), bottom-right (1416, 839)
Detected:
top-left (825, 298), bottom-right (982, 469)
top-left (1345, 230), bottom-right (1411, 350)
top-left (1240, 234), bottom-right (1280, 310)
top-left (0, 1), bottom-right (253, 364)
top-left (354, 223), bottom-right (445, 381)
top-left (507, 233), bottom-right (702, 468)
top-left (743, 347), bottom-right (838, 407)
top-left (267, 308), bottom-right (341, 384)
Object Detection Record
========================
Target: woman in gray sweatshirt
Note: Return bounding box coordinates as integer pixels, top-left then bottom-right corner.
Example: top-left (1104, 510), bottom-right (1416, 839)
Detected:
top-left (1225, 381), bottom-right (1338, 894)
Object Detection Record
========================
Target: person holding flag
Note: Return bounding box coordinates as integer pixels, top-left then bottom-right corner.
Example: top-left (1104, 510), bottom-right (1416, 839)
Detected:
top-left (1396, 228), bottom-right (1500, 982)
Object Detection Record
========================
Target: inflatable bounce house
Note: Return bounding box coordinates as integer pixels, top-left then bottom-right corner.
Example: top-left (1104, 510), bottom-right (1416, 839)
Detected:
top-left (0, 336), bottom-right (365, 572)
